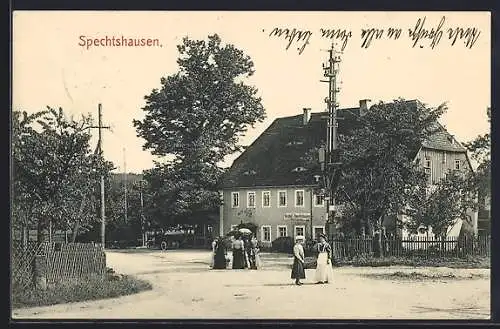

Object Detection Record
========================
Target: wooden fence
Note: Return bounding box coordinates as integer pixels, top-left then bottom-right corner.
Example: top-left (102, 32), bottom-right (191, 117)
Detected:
top-left (330, 235), bottom-right (491, 260)
top-left (41, 243), bottom-right (106, 284)
top-left (11, 241), bottom-right (106, 289)
top-left (11, 241), bottom-right (45, 288)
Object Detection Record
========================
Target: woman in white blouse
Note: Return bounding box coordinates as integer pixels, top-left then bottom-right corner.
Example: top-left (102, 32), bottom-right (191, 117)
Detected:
top-left (314, 233), bottom-right (334, 284)
top-left (291, 236), bottom-right (306, 285)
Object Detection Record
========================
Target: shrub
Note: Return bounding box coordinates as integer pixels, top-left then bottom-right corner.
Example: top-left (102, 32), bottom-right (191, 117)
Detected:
top-left (304, 239), bottom-right (317, 257)
top-left (12, 272), bottom-right (152, 309)
top-left (271, 237), bottom-right (294, 253)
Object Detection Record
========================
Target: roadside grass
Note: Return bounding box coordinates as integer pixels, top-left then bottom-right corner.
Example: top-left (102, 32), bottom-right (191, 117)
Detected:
top-left (259, 253), bottom-right (490, 270)
top-left (363, 271), bottom-right (489, 281)
top-left (11, 268), bottom-right (152, 309)
top-left (335, 255), bottom-right (490, 269)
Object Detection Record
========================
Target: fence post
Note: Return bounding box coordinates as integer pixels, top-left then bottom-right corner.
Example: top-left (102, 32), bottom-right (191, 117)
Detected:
top-left (33, 254), bottom-right (47, 290)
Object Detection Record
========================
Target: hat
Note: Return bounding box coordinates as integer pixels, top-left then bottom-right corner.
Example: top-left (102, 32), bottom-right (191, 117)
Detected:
top-left (295, 235), bottom-right (305, 242)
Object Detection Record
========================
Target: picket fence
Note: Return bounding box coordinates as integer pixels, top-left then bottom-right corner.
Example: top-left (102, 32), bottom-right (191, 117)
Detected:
top-left (330, 235), bottom-right (491, 259)
top-left (11, 241), bottom-right (106, 289)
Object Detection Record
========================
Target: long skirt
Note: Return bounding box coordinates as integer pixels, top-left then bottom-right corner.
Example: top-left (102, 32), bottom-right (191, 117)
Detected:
top-left (291, 257), bottom-right (306, 279)
top-left (247, 249), bottom-right (257, 269)
top-left (232, 249), bottom-right (246, 269)
top-left (209, 251), bottom-right (215, 268)
top-left (314, 252), bottom-right (334, 283)
top-left (213, 250), bottom-right (227, 269)
top-left (255, 252), bottom-right (262, 269)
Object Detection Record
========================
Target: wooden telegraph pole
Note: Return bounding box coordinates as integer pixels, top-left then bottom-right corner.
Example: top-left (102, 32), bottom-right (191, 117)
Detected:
top-left (139, 180), bottom-right (146, 246)
top-left (319, 44), bottom-right (342, 239)
top-left (123, 147), bottom-right (128, 224)
top-left (91, 104), bottom-right (110, 248)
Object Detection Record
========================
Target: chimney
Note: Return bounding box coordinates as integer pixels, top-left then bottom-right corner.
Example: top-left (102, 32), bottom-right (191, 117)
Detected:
top-left (303, 108), bottom-right (311, 125)
top-left (359, 99), bottom-right (371, 115)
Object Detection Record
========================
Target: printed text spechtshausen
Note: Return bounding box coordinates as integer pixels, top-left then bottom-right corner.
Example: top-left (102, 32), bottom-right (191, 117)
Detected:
top-left (78, 35), bottom-right (162, 50)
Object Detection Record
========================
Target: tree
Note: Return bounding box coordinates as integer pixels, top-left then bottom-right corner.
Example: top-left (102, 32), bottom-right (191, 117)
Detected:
top-left (339, 101), bottom-right (444, 217)
top-left (103, 180), bottom-right (144, 244)
top-left (464, 107), bottom-right (491, 208)
top-left (133, 34), bottom-right (266, 165)
top-left (333, 100), bottom-right (447, 256)
top-left (405, 170), bottom-right (477, 240)
top-left (12, 107), bottom-right (113, 243)
top-left (141, 162), bottom-right (224, 228)
top-left (133, 34), bottom-right (266, 226)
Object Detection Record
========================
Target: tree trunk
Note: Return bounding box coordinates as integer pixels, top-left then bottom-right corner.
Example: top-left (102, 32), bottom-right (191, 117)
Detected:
top-left (22, 223), bottom-right (28, 251)
top-left (71, 222), bottom-right (80, 243)
top-left (71, 196), bottom-right (87, 243)
top-left (373, 214), bottom-right (384, 258)
top-left (48, 219), bottom-right (52, 243)
top-left (37, 220), bottom-right (45, 243)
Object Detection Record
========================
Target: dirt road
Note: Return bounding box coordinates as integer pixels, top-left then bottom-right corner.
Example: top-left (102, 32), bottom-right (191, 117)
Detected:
top-left (12, 249), bottom-right (490, 320)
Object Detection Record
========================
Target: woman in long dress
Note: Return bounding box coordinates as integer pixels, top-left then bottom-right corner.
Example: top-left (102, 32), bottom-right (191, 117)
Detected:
top-left (209, 238), bottom-right (217, 269)
top-left (212, 238), bottom-right (228, 269)
top-left (232, 235), bottom-right (246, 269)
top-left (244, 237), bottom-right (254, 269)
top-left (314, 233), bottom-right (334, 284)
top-left (291, 235), bottom-right (306, 285)
top-left (250, 235), bottom-right (262, 269)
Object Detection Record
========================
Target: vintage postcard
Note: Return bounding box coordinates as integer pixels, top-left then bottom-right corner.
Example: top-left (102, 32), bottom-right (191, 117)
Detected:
top-left (11, 11), bottom-right (491, 320)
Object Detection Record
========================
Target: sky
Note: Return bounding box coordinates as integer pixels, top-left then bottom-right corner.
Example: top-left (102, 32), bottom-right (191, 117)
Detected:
top-left (13, 11), bottom-right (490, 173)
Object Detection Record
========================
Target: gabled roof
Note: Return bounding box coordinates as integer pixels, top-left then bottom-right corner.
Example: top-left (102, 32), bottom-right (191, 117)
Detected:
top-left (421, 121), bottom-right (468, 153)
top-left (221, 101), bottom-right (468, 189)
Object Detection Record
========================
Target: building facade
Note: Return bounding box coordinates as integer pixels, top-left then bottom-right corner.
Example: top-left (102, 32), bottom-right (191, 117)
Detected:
top-left (220, 99), bottom-right (477, 243)
top-left (220, 186), bottom-right (328, 246)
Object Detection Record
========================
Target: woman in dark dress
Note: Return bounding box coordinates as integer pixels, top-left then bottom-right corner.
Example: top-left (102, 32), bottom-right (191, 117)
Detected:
top-left (232, 235), bottom-right (246, 269)
top-left (291, 235), bottom-right (306, 285)
top-left (212, 238), bottom-right (227, 269)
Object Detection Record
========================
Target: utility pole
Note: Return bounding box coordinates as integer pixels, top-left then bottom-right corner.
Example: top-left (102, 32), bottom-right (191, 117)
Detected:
top-left (91, 103), bottom-right (110, 248)
top-left (319, 43), bottom-right (342, 239)
top-left (123, 147), bottom-right (128, 224)
top-left (139, 180), bottom-right (145, 246)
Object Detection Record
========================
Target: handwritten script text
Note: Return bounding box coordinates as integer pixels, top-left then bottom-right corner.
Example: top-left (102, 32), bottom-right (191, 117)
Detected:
top-left (266, 16), bottom-right (482, 55)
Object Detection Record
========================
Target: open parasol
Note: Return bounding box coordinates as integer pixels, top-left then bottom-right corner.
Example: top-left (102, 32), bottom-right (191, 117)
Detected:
top-left (238, 228), bottom-right (252, 235)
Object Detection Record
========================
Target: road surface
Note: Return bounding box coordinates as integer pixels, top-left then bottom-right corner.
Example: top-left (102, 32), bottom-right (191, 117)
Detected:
top-left (12, 249), bottom-right (490, 320)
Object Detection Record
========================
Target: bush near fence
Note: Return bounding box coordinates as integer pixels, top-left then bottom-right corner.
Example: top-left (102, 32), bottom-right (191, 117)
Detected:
top-left (329, 235), bottom-right (490, 260)
top-left (11, 241), bottom-right (106, 290)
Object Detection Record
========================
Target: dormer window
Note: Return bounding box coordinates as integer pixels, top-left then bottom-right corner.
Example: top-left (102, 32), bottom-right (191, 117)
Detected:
top-left (243, 169), bottom-right (257, 176)
top-left (292, 166), bottom-right (308, 173)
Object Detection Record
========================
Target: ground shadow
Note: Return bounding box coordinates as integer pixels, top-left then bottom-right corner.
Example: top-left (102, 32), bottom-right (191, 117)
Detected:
top-left (222, 282), bottom-right (315, 287)
top-left (135, 267), bottom-right (210, 275)
top-left (411, 305), bottom-right (489, 318)
top-left (263, 282), bottom-right (317, 287)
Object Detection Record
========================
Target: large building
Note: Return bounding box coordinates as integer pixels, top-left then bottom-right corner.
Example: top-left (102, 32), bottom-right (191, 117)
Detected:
top-left (219, 100), bottom-right (476, 246)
